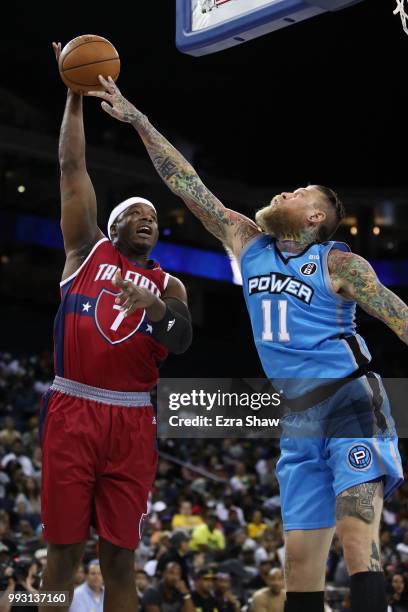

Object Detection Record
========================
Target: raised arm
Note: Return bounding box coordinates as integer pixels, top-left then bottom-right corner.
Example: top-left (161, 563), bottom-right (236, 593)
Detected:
top-left (87, 76), bottom-right (261, 258)
top-left (328, 249), bottom-right (408, 345)
top-left (53, 43), bottom-right (104, 281)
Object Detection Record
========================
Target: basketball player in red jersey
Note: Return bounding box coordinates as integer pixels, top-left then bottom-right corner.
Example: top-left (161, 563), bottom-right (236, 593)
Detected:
top-left (38, 43), bottom-right (192, 612)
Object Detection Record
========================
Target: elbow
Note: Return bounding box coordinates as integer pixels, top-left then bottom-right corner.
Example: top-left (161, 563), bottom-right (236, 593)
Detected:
top-left (151, 301), bottom-right (193, 354)
top-left (171, 327), bottom-right (193, 355)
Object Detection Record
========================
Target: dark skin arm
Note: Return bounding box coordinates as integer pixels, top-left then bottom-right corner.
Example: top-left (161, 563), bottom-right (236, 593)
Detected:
top-left (174, 580), bottom-right (195, 612)
top-left (86, 76), bottom-right (261, 259)
top-left (53, 42), bottom-right (104, 282)
top-left (112, 272), bottom-right (188, 320)
top-left (328, 249), bottom-right (408, 345)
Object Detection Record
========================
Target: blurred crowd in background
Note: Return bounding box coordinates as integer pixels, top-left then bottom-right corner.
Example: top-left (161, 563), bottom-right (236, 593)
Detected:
top-left (0, 351), bottom-right (408, 611)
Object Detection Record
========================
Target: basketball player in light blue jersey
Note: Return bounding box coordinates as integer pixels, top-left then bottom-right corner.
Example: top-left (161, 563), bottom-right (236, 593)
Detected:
top-left (88, 76), bottom-right (408, 612)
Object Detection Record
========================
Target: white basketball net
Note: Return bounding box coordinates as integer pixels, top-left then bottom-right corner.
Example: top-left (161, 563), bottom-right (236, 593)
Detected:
top-left (394, 0), bottom-right (408, 35)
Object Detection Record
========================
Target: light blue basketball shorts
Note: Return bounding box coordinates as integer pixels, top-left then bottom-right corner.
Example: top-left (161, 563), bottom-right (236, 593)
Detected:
top-left (276, 373), bottom-right (404, 531)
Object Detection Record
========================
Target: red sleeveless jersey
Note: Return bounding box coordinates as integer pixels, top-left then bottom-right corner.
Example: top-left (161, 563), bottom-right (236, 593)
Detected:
top-left (54, 237), bottom-right (169, 391)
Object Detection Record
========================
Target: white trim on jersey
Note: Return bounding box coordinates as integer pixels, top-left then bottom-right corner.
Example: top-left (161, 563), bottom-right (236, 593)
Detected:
top-left (372, 438), bottom-right (386, 474)
top-left (390, 441), bottom-right (404, 477)
top-left (356, 334), bottom-right (372, 362)
top-left (163, 272), bottom-right (170, 291)
top-left (340, 337), bottom-right (359, 369)
top-left (238, 233), bottom-right (264, 269)
top-left (60, 237), bottom-right (109, 287)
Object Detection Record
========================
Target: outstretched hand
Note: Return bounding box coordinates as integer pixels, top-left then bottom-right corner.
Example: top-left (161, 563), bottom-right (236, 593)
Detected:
top-left (87, 75), bottom-right (143, 124)
top-left (52, 42), bottom-right (61, 64)
top-left (112, 271), bottom-right (157, 316)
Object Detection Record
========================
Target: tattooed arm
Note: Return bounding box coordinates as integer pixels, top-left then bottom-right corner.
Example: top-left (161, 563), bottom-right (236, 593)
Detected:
top-left (328, 249), bottom-right (408, 345)
top-left (87, 76), bottom-right (261, 258)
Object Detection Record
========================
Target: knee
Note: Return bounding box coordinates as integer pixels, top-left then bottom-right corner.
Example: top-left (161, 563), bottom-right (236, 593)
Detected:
top-left (100, 542), bottom-right (134, 585)
top-left (284, 545), bottom-right (320, 591)
top-left (339, 530), bottom-right (373, 574)
top-left (44, 543), bottom-right (84, 583)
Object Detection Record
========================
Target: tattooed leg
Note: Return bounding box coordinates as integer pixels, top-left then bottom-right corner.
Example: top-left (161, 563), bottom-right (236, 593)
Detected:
top-left (336, 480), bottom-right (384, 575)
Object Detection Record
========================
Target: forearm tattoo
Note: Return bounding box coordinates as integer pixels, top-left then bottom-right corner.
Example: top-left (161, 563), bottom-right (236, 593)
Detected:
top-left (329, 250), bottom-right (408, 344)
top-left (336, 482), bottom-right (379, 523)
top-left (133, 118), bottom-right (259, 250)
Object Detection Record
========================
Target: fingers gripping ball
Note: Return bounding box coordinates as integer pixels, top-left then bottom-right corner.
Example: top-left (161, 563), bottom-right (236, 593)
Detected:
top-left (59, 35), bottom-right (120, 94)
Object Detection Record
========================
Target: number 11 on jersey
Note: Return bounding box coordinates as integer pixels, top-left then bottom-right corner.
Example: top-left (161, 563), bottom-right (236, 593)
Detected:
top-left (262, 299), bottom-right (290, 342)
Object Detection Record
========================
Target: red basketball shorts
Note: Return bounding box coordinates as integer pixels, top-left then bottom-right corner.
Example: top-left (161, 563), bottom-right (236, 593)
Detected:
top-left (40, 388), bottom-right (157, 550)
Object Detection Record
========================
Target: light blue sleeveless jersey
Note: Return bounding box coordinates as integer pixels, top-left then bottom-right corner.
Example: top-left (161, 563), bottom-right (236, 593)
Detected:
top-left (240, 235), bottom-right (372, 398)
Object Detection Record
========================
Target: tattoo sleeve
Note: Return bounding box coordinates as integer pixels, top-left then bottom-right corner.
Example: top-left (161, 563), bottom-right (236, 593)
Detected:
top-left (131, 115), bottom-right (260, 255)
top-left (336, 482), bottom-right (379, 523)
top-left (329, 250), bottom-right (408, 345)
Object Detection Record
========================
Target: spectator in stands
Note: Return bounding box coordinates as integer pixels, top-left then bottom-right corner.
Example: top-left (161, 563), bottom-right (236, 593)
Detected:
top-left (250, 568), bottom-right (285, 612)
top-left (16, 519), bottom-right (39, 552)
top-left (247, 510), bottom-right (267, 541)
top-left (73, 562), bottom-right (85, 588)
top-left (389, 574), bottom-right (408, 611)
top-left (222, 508), bottom-right (244, 537)
top-left (69, 560), bottom-right (104, 612)
top-left (156, 531), bottom-right (191, 585)
top-left (30, 447), bottom-right (41, 480)
top-left (0, 418), bottom-right (21, 447)
top-left (1, 441), bottom-right (33, 477)
top-left (230, 462), bottom-right (254, 494)
top-left (397, 533), bottom-right (408, 564)
top-left (254, 531), bottom-right (281, 567)
top-left (381, 530), bottom-right (399, 567)
top-left (33, 549), bottom-right (47, 574)
top-left (171, 500), bottom-right (204, 532)
top-left (246, 559), bottom-right (273, 591)
top-left (191, 550), bottom-right (206, 576)
top-left (142, 561), bottom-right (194, 612)
top-left (15, 477), bottom-right (41, 516)
top-left (191, 568), bottom-right (219, 612)
top-left (0, 557), bottom-right (40, 612)
top-left (214, 572), bottom-right (241, 611)
top-left (135, 568), bottom-right (150, 600)
top-left (0, 517), bottom-right (17, 556)
top-left (216, 496), bottom-right (245, 527)
top-left (191, 513), bottom-right (225, 553)
top-left (2, 351), bottom-right (408, 610)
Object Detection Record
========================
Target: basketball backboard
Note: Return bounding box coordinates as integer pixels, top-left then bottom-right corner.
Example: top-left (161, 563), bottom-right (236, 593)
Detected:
top-left (176, 0), bottom-right (363, 56)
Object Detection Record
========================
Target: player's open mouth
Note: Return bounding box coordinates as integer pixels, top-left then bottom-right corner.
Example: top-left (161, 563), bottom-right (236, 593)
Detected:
top-left (136, 225), bottom-right (152, 236)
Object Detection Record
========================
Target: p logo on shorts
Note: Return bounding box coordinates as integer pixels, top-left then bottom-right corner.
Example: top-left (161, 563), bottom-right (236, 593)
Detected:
top-left (348, 444), bottom-right (372, 471)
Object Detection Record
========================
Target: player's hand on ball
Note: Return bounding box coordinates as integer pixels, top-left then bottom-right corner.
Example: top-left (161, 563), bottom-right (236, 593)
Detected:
top-left (52, 41), bottom-right (62, 63)
top-left (87, 75), bottom-right (141, 123)
top-left (112, 271), bottom-right (157, 316)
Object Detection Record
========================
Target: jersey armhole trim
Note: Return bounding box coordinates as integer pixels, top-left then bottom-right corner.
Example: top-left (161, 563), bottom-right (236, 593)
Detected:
top-left (322, 242), bottom-right (354, 303)
top-left (163, 272), bottom-right (170, 291)
top-left (60, 237), bottom-right (109, 287)
top-left (239, 233), bottom-right (266, 271)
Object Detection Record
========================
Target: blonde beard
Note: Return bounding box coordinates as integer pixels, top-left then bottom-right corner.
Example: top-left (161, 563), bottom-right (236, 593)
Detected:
top-left (255, 204), bottom-right (306, 240)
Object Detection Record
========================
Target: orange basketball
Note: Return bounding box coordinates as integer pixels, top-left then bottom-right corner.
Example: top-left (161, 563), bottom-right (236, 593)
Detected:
top-left (58, 35), bottom-right (120, 94)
